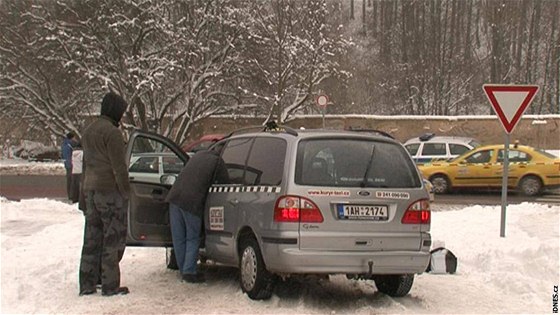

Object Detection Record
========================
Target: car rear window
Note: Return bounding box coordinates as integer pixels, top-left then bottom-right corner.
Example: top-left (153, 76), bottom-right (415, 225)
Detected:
top-left (295, 139), bottom-right (421, 188)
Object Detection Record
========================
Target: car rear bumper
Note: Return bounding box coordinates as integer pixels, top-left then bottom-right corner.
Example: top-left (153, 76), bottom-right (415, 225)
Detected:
top-left (262, 244), bottom-right (430, 275)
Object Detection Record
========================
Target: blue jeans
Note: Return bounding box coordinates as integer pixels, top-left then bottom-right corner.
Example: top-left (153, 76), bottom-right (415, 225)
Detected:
top-left (169, 203), bottom-right (202, 275)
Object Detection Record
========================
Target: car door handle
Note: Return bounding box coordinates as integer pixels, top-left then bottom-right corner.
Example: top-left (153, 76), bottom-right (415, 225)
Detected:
top-left (129, 177), bottom-right (135, 180)
top-left (229, 199), bottom-right (239, 205)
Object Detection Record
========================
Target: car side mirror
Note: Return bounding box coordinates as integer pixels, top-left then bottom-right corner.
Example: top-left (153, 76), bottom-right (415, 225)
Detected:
top-left (160, 174), bottom-right (177, 185)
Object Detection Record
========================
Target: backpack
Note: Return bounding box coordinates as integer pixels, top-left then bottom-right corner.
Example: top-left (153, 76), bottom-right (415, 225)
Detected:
top-left (426, 247), bottom-right (457, 274)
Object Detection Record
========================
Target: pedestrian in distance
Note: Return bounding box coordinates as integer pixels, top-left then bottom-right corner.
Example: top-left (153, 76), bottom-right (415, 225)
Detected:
top-left (78, 92), bottom-right (130, 296)
top-left (61, 132), bottom-right (77, 200)
top-left (166, 146), bottom-right (229, 283)
top-left (69, 142), bottom-right (83, 204)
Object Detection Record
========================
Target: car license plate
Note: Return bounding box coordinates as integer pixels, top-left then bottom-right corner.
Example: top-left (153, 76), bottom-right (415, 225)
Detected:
top-left (337, 205), bottom-right (388, 220)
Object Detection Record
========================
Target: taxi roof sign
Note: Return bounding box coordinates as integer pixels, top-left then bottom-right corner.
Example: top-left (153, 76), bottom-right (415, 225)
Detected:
top-left (483, 85), bottom-right (538, 134)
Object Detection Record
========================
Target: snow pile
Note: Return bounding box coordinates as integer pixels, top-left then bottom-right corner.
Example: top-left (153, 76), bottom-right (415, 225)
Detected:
top-left (0, 159), bottom-right (65, 175)
top-left (10, 140), bottom-right (60, 161)
top-left (1, 199), bottom-right (558, 314)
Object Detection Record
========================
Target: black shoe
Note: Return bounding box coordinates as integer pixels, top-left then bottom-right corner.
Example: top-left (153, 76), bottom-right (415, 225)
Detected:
top-left (101, 286), bottom-right (130, 296)
top-left (79, 288), bottom-right (96, 296)
top-left (182, 273), bottom-right (205, 283)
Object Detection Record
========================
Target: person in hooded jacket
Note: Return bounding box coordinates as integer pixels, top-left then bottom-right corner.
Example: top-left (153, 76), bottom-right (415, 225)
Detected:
top-left (78, 92), bottom-right (130, 296)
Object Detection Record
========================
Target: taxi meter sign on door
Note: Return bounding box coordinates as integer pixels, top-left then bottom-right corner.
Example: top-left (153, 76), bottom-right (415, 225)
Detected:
top-left (483, 85), bottom-right (539, 133)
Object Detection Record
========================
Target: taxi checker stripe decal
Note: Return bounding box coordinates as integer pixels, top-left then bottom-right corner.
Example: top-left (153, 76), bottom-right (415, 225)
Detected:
top-left (209, 185), bottom-right (281, 193)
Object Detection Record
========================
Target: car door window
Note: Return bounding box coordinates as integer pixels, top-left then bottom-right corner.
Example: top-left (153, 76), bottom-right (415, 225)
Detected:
top-left (497, 150), bottom-right (531, 163)
top-left (245, 137), bottom-right (287, 185)
top-left (221, 138), bottom-right (253, 185)
top-left (449, 144), bottom-right (470, 155)
top-left (421, 143), bottom-right (446, 156)
top-left (128, 136), bottom-right (185, 184)
top-left (129, 156), bottom-right (159, 173)
top-left (465, 149), bottom-right (493, 164)
top-left (162, 156), bottom-right (183, 174)
top-left (405, 143), bottom-right (420, 156)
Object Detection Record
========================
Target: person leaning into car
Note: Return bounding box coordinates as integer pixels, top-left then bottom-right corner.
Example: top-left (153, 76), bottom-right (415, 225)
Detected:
top-left (78, 92), bottom-right (130, 297)
top-left (165, 146), bottom-right (229, 283)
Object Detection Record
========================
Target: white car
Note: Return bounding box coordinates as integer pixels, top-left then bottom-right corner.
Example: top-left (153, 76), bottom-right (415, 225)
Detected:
top-left (129, 152), bottom-right (184, 184)
top-left (404, 133), bottom-right (481, 165)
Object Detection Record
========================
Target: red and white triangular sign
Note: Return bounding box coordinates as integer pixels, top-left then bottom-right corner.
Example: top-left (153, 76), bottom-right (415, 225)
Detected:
top-left (483, 85), bottom-right (539, 134)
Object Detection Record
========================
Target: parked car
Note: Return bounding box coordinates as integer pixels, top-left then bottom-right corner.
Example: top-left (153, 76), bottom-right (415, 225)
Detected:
top-left (181, 134), bottom-right (225, 153)
top-left (404, 133), bottom-right (481, 165)
top-left (125, 126), bottom-right (432, 300)
top-left (418, 144), bottom-right (560, 196)
top-left (129, 152), bottom-right (185, 185)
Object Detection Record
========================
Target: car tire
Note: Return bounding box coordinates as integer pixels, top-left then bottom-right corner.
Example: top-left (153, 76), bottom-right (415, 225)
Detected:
top-left (166, 248), bottom-right (179, 270)
top-left (373, 274), bottom-right (414, 297)
top-left (518, 175), bottom-right (542, 196)
top-left (430, 175), bottom-right (450, 194)
top-left (239, 237), bottom-right (275, 300)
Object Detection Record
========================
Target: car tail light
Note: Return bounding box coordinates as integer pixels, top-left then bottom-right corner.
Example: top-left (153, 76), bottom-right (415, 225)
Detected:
top-left (274, 195), bottom-right (324, 223)
top-left (401, 199), bottom-right (431, 224)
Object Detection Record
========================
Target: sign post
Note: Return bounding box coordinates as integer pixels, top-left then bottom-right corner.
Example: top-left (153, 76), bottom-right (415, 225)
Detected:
top-left (316, 94), bottom-right (329, 129)
top-left (482, 84), bottom-right (538, 237)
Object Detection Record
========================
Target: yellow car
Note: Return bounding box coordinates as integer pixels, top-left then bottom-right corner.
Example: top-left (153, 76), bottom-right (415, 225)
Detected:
top-left (418, 144), bottom-right (560, 196)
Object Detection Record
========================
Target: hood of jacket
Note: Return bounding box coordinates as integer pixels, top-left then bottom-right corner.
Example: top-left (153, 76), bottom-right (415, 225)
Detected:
top-left (100, 92), bottom-right (127, 126)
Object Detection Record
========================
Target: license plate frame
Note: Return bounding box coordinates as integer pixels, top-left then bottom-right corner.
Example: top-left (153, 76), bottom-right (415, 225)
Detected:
top-left (337, 204), bottom-right (388, 221)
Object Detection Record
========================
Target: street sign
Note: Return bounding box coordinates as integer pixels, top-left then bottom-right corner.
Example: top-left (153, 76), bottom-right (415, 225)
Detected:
top-left (482, 84), bottom-right (538, 238)
top-left (316, 94), bottom-right (329, 107)
top-left (483, 85), bottom-right (539, 133)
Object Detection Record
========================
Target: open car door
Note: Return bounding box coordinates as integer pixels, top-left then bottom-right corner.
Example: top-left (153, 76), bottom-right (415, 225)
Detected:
top-left (126, 130), bottom-right (189, 247)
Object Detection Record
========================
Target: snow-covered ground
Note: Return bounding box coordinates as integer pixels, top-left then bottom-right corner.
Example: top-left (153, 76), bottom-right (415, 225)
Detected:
top-left (1, 198), bottom-right (558, 314)
top-left (1, 159), bottom-right (559, 314)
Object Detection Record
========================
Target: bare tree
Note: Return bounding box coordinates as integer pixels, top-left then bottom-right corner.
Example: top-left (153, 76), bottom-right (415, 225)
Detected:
top-left (242, 0), bottom-right (351, 123)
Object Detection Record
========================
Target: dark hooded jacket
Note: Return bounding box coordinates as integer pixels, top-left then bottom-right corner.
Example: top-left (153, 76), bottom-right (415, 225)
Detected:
top-left (165, 149), bottom-right (229, 217)
top-left (81, 92), bottom-right (130, 196)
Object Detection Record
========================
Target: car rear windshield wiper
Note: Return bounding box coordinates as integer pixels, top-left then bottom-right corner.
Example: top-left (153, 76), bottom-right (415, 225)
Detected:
top-left (361, 145), bottom-right (375, 188)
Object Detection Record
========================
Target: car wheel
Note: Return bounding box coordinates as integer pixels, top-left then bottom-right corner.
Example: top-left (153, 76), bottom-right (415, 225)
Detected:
top-left (239, 237), bottom-right (275, 300)
top-left (373, 274), bottom-right (414, 297)
top-left (166, 248), bottom-right (179, 270)
top-left (430, 175), bottom-right (450, 194)
top-left (518, 175), bottom-right (542, 196)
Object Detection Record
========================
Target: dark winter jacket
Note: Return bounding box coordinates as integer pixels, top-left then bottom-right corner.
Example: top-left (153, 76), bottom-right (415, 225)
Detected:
top-left (82, 93), bottom-right (129, 197)
top-left (61, 138), bottom-right (74, 170)
top-left (165, 150), bottom-right (229, 217)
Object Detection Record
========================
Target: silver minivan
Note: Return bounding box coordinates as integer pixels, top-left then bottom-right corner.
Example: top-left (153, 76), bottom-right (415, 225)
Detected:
top-left (125, 126), bottom-right (432, 300)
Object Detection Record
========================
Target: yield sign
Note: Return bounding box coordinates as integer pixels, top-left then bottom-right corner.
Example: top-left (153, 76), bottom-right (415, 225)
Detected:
top-left (483, 85), bottom-right (539, 133)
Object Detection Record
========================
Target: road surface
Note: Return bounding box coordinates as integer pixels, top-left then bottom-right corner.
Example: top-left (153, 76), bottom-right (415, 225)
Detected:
top-left (1, 175), bottom-right (559, 205)
top-left (1, 175), bottom-right (67, 201)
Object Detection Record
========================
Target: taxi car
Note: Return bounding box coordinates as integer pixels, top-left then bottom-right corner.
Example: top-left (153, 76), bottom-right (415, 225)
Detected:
top-left (125, 126), bottom-right (432, 300)
top-left (418, 144), bottom-right (560, 196)
top-left (404, 133), bottom-right (481, 165)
